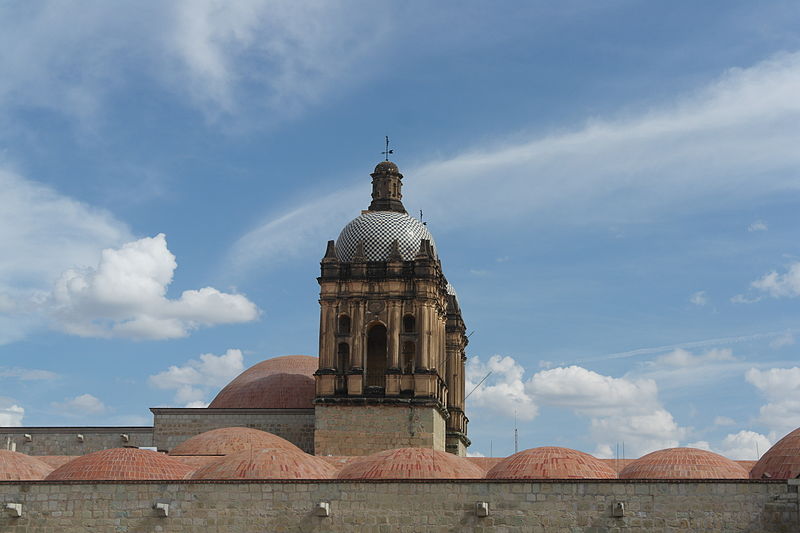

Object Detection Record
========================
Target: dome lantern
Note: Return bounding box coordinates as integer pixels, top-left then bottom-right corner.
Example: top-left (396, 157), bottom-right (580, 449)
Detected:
top-left (368, 161), bottom-right (405, 213)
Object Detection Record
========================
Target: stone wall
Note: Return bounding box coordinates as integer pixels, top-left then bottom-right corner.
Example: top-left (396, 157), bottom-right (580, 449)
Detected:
top-left (0, 427), bottom-right (153, 455)
top-left (151, 408), bottom-right (315, 453)
top-left (314, 403), bottom-right (448, 456)
top-left (0, 479), bottom-right (796, 532)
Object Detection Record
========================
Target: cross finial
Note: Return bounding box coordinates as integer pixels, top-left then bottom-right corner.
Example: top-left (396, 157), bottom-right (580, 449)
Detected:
top-left (381, 135), bottom-right (394, 161)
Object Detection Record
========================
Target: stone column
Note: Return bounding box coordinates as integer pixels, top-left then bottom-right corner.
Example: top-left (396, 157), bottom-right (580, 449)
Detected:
top-left (352, 300), bottom-right (365, 368)
top-left (388, 301), bottom-right (400, 369)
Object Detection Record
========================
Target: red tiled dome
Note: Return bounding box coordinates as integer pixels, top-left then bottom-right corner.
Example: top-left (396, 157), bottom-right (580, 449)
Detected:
top-left (486, 447), bottom-right (617, 479)
top-left (210, 355), bottom-right (317, 408)
top-left (620, 448), bottom-right (748, 479)
top-left (171, 455), bottom-right (219, 470)
top-left (319, 455), bottom-right (362, 472)
top-left (337, 448), bottom-right (484, 480)
top-left (169, 427), bottom-right (301, 456)
top-left (751, 427), bottom-right (800, 479)
top-left (209, 373), bottom-right (315, 409)
top-left (191, 448), bottom-right (337, 480)
top-left (45, 448), bottom-right (192, 481)
top-left (0, 450), bottom-right (53, 480)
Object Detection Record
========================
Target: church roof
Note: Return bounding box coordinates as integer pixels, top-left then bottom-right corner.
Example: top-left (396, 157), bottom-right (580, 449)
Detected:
top-left (619, 447), bottom-right (749, 479)
top-left (190, 448), bottom-right (337, 480)
top-left (0, 450), bottom-right (53, 480)
top-left (169, 427), bottom-right (301, 456)
top-left (336, 211), bottom-right (437, 262)
top-left (209, 354), bottom-right (317, 408)
top-left (45, 448), bottom-right (192, 481)
top-left (209, 372), bottom-right (315, 409)
top-left (750, 426), bottom-right (800, 479)
top-left (486, 447), bottom-right (617, 479)
top-left (337, 447), bottom-right (484, 479)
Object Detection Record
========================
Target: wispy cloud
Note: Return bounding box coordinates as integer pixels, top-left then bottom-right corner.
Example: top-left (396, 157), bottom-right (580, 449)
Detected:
top-left (689, 291), bottom-right (708, 306)
top-left (747, 220), bottom-right (768, 232)
top-left (228, 51), bottom-right (800, 276)
top-left (0, 1), bottom-right (389, 124)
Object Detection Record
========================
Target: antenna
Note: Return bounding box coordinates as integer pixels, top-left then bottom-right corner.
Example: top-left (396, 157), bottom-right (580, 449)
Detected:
top-left (419, 209), bottom-right (427, 226)
top-left (514, 410), bottom-right (519, 454)
top-left (490, 440), bottom-right (493, 457)
top-left (756, 441), bottom-right (760, 459)
top-left (465, 371), bottom-right (492, 400)
top-left (466, 330), bottom-right (475, 339)
top-left (381, 135), bottom-right (394, 161)
top-left (622, 441), bottom-right (625, 461)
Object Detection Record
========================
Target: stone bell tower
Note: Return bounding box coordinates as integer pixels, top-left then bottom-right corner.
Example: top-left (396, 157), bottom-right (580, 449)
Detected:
top-left (314, 161), bottom-right (470, 456)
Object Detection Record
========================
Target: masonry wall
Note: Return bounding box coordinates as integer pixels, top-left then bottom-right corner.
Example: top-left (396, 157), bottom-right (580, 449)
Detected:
top-left (0, 427), bottom-right (153, 455)
top-left (151, 408), bottom-right (315, 453)
top-left (0, 480), bottom-right (796, 532)
top-left (315, 404), bottom-right (446, 456)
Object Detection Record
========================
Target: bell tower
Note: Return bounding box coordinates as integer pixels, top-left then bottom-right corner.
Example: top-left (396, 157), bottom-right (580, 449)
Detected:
top-left (314, 161), bottom-right (470, 456)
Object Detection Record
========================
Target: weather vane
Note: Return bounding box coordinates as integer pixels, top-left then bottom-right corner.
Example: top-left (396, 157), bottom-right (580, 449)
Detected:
top-left (382, 135), bottom-right (394, 161)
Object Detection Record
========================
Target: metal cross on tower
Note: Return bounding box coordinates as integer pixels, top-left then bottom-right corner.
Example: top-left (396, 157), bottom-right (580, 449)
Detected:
top-left (381, 136), bottom-right (394, 161)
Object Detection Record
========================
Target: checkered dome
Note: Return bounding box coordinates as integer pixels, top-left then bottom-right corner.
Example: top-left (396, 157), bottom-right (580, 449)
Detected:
top-left (335, 211), bottom-right (437, 262)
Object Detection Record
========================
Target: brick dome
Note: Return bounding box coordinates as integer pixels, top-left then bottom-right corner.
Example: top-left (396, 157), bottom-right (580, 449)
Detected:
top-left (169, 427), bottom-right (301, 456)
top-left (37, 455), bottom-right (79, 469)
top-left (486, 447), bottom-right (617, 479)
top-left (0, 450), bottom-right (53, 480)
top-left (619, 448), bottom-right (749, 479)
top-left (751, 427), bottom-right (800, 479)
top-left (337, 448), bottom-right (484, 480)
top-left (209, 355), bottom-right (317, 408)
top-left (209, 372), bottom-right (315, 409)
top-left (191, 448), bottom-right (337, 480)
top-left (45, 448), bottom-right (192, 481)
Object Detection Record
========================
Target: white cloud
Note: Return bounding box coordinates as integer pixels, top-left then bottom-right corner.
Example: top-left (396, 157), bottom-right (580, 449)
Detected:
top-left (687, 440), bottom-right (712, 451)
top-left (717, 430), bottom-right (772, 460)
top-left (466, 450), bottom-right (486, 458)
top-left (747, 220), bottom-right (768, 232)
top-left (745, 367), bottom-right (800, 434)
top-left (0, 398), bottom-right (24, 426)
top-left (527, 365), bottom-right (686, 457)
top-left (465, 355), bottom-right (538, 421)
top-left (51, 394), bottom-right (107, 415)
top-left (149, 348), bottom-right (244, 407)
top-left (689, 291), bottom-right (708, 306)
top-left (770, 331), bottom-right (795, 349)
top-left (50, 234), bottom-right (259, 339)
top-left (229, 51), bottom-right (800, 275)
top-left (633, 348), bottom-right (745, 389)
top-left (0, 168), bottom-right (131, 343)
top-left (749, 262), bottom-right (800, 299)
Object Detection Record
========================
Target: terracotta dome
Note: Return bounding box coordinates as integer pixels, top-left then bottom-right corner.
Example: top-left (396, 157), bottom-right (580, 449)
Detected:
top-left (0, 450), bottom-right (54, 480)
top-left (210, 355), bottom-right (317, 408)
top-left (466, 456), bottom-right (503, 474)
top-left (46, 448), bottom-right (192, 481)
top-left (169, 427), bottom-right (301, 456)
top-left (486, 447), bottom-right (616, 479)
top-left (337, 448), bottom-right (484, 480)
top-left (191, 448), bottom-right (337, 480)
top-left (209, 372), bottom-right (315, 409)
top-left (619, 448), bottom-right (748, 479)
top-left (751, 427), bottom-right (800, 479)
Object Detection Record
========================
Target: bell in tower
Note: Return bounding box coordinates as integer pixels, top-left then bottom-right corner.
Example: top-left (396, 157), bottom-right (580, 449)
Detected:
top-left (313, 160), bottom-right (470, 457)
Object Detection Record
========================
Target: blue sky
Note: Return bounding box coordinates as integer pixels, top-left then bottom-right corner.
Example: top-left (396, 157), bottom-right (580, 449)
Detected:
top-left (1, 1), bottom-right (799, 460)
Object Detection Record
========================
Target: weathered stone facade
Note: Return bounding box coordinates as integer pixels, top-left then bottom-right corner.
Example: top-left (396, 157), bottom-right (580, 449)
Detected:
top-left (0, 480), bottom-right (796, 532)
top-left (0, 427), bottom-right (153, 455)
top-left (315, 404), bottom-right (446, 456)
top-left (151, 408), bottom-right (315, 453)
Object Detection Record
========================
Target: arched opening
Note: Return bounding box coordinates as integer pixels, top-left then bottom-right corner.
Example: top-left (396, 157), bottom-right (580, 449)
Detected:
top-left (338, 314), bottom-right (351, 335)
top-left (366, 323), bottom-right (387, 388)
top-left (336, 342), bottom-right (349, 394)
top-left (403, 314), bottom-right (415, 333)
top-left (401, 341), bottom-right (415, 373)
